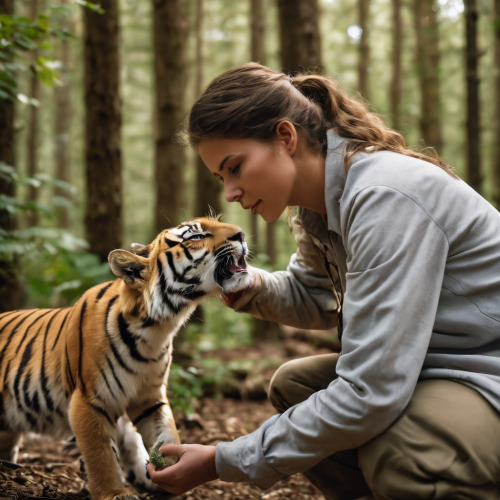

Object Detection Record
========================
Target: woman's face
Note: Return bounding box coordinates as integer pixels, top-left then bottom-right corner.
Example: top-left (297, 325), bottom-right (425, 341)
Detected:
top-left (198, 137), bottom-right (297, 223)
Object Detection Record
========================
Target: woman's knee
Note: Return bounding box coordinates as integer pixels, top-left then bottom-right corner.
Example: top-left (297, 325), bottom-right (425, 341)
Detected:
top-left (268, 358), bottom-right (304, 413)
top-left (359, 441), bottom-right (428, 499)
top-left (268, 353), bottom-right (339, 413)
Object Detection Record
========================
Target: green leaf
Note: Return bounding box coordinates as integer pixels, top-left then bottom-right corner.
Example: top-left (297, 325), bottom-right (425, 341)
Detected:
top-left (0, 88), bottom-right (12, 100)
top-left (51, 196), bottom-right (73, 208)
top-left (17, 177), bottom-right (42, 188)
top-left (51, 279), bottom-right (82, 296)
top-left (35, 173), bottom-right (76, 193)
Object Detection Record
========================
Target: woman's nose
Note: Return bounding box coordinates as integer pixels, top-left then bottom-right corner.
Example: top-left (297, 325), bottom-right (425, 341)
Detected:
top-left (224, 184), bottom-right (243, 203)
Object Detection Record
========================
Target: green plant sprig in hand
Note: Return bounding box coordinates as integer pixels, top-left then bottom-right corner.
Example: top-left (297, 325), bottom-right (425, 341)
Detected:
top-left (148, 441), bottom-right (168, 471)
top-left (147, 441), bottom-right (180, 471)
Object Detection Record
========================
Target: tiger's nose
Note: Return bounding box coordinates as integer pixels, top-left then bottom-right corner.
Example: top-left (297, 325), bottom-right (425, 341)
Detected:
top-left (228, 231), bottom-right (245, 243)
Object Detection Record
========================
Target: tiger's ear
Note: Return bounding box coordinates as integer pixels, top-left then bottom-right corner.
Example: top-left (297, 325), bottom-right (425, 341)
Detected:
top-left (109, 250), bottom-right (148, 289)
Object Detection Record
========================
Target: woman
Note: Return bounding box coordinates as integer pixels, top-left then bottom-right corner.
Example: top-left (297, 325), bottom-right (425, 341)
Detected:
top-left (147, 63), bottom-right (500, 499)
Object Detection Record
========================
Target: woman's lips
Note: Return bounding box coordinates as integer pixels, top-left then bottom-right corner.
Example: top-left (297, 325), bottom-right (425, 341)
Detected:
top-left (251, 200), bottom-right (262, 214)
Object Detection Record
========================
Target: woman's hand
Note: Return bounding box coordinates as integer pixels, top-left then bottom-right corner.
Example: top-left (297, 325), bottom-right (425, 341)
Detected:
top-left (146, 444), bottom-right (219, 495)
top-left (221, 265), bottom-right (262, 308)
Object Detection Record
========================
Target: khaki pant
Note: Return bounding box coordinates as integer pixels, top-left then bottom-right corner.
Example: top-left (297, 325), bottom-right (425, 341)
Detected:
top-left (269, 353), bottom-right (500, 500)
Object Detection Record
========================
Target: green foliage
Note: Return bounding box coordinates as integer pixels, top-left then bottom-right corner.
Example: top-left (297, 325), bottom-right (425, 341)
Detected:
top-left (184, 300), bottom-right (253, 352)
top-left (0, 9), bottom-right (74, 102)
top-left (0, 163), bottom-right (112, 308)
top-left (73, 0), bottom-right (105, 14)
top-left (0, 163), bottom-right (81, 259)
top-left (169, 361), bottom-right (232, 415)
top-left (23, 250), bottom-right (113, 308)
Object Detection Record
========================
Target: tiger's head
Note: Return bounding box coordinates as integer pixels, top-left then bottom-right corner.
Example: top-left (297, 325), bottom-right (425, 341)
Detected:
top-left (108, 217), bottom-right (252, 323)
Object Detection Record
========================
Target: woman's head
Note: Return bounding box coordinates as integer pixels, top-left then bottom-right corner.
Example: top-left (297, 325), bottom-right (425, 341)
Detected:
top-left (186, 63), bottom-right (329, 157)
top-left (181, 63), bottom-right (457, 218)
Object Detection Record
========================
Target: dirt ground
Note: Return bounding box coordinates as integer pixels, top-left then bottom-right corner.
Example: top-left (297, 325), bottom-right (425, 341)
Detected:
top-left (0, 327), bottom-right (337, 500)
top-left (0, 398), bottom-right (325, 500)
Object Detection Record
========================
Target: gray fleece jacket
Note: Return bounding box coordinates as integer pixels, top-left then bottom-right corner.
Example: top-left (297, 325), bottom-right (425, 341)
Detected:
top-left (215, 130), bottom-right (500, 489)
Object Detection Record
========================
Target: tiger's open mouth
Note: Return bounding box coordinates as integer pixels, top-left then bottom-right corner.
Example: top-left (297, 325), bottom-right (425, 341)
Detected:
top-left (227, 254), bottom-right (247, 273)
top-left (214, 252), bottom-right (248, 288)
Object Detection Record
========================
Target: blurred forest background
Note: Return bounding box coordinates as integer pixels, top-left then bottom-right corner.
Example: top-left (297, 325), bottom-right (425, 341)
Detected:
top-left (1, 0), bottom-right (500, 410)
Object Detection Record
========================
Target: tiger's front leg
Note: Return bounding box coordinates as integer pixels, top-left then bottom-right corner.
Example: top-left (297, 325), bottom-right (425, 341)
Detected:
top-left (128, 396), bottom-right (180, 477)
top-left (69, 389), bottom-right (138, 500)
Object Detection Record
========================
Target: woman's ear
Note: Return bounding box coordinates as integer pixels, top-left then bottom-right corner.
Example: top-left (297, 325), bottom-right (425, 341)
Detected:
top-left (275, 120), bottom-right (298, 157)
top-left (108, 250), bottom-right (148, 289)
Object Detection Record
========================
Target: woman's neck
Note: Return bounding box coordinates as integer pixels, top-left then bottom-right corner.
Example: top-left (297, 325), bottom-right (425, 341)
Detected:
top-left (289, 148), bottom-right (327, 215)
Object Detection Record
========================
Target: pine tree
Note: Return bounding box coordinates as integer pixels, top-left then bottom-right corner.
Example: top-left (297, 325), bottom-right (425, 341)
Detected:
top-left (83, 0), bottom-right (123, 261)
top-left (390, 0), bottom-right (402, 129)
top-left (0, 0), bottom-right (23, 312)
top-left (54, 0), bottom-right (72, 229)
top-left (277, 0), bottom-right (322, 73)
top-left (493, 0), bottom-right (500, 206)
top-left (153, 0), bottom-right (188, 232)
top-left (464, 0), bottom-right (482, 193)
top-left (358, 0), bottom-right (370, 99)
top-left (26, 0), bottom-right (41, 227)
top-left (414, 0), bottom-right (443, 152)
top-left (194, 0), bottom-right (222, 219)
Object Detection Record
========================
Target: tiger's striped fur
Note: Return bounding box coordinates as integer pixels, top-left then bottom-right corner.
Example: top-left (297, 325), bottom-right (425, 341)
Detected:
top-left (0, 217), bottom-right (251, 500)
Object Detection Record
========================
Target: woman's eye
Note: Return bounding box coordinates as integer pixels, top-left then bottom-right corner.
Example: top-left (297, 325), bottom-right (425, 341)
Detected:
top-left (229, 164), bottom-right (241, 176)
top-left (219, 176), bottom-right (224, 183)
top-left (189, 234), bottom-right (207, 240)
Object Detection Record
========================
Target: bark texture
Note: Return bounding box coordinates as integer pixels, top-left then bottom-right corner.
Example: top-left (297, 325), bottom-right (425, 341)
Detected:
top-left (153, 0), bottom-right (188, 232)
top-left (277, 0), bottom-right (322, 73)
top-left (249, 0), bottom-right (267, 254)
top-left (83, 0), bottom-right (122, 261)
top-left (26, 0), bottom-right (40, 227)
top-left (414, 0), bottom-right (443, 152)
top-left (54, 0), bottom-right (72, 229)
top-left (194, 0), bottom-right (221, 219)
top-left (390, 0), bottom-right (402, 129)
top-left (251, 0), bottom-right (266, 64)
top-left (358, 0), bottom-right (370, 99)
top-left (494, 0), bottom-right (500, 207)
top-left (0, 0), bottom-right (23, 312)
top-left (464, 0), bottom-right (482, 193)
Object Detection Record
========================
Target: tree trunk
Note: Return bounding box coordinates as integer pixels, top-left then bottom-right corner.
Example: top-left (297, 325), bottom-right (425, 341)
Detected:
top-left (249, 0), bottom-right (267, 254)
top-left (83, 0), bottom-right (122, 262)
top-left (251, 0), bottom-right (265, 64)
top-left (54, 2), bottom-right (72, 228)
top-left (26, 0), bottom-right (40, 227)
top-left (0, 0), bottom-right (23, 312)
top-left (277, 0), bottom-right (322, 73)
top-left (414, 0), bottom-right (443, 152)
top-left (153, 0), bottom-right (188, 232)
top-left (464, 0), bottom-right (482, 193)
top-left (390, 0), bottom-right (402, 129)
top-left (358, 0), bottom-right (370, 99)
top-left (194, 0), bottom-right (221, 219)
top-left (493, 0), bottom-right (500, 207)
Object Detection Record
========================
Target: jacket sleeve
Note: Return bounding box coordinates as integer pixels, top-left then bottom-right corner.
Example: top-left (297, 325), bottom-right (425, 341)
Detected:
top-left (215, 186), bottom-right (449, 489)
top-left (232, 215), bottom-right (338, 330)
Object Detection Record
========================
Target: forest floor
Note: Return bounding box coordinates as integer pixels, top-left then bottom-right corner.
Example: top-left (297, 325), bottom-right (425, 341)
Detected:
top-left (0, 326), bottom-right (340, 500)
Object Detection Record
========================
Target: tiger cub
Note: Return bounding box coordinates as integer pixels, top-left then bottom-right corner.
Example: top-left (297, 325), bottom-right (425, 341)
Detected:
top-left (0, 217), bottom-right (251, 500)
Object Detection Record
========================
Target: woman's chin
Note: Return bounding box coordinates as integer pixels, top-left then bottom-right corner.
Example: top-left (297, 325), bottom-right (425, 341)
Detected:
top-left (259, 205), bottom-right (287, 223)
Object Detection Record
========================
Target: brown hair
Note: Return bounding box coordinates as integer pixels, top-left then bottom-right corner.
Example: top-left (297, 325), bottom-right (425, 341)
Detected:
top-left (181, 62), bottom-right (458, 178)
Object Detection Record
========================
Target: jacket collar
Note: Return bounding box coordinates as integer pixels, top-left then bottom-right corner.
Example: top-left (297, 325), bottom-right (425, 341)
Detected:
top-left (298, 129), bottom-right (348, 239)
